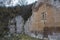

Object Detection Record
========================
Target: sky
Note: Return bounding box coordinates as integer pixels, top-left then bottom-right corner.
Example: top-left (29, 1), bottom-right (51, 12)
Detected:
top-left (27, 0), bottom-right (37, 4)
top-left (0, 0), bottom-right (38, 7)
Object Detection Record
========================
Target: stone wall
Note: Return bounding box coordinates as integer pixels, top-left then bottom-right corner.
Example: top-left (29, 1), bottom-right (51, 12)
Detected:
top-left (8, 16), bottom-right (24, 34)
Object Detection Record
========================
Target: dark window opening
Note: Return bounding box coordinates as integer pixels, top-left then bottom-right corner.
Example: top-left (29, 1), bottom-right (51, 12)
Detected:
top-left (41, 12), bottom-right (46, 20)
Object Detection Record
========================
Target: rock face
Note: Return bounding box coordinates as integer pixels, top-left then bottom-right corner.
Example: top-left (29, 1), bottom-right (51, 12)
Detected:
top-left (8, 16), bottom-right (24, 34)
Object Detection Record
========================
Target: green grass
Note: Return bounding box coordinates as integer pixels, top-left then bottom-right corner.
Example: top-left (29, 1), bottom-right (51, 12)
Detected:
top-left (18, 34), bottom-right (40, 40)
top-left (1, 34), bottom-right (43, 40)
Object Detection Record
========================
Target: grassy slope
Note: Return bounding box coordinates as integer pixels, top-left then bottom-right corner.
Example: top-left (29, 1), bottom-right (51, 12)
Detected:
top-left (1, 34), bottom-right (43, 40)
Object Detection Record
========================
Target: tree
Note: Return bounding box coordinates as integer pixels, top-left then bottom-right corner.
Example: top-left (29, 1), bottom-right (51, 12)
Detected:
top-left (18, 0), bottom-right (28, 6)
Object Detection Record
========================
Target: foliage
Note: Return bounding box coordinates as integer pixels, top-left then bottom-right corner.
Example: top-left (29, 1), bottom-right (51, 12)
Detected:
top-left (0, 4), bottom-right (33, 37)
top-left (19, 0), bottom-right (28, 6)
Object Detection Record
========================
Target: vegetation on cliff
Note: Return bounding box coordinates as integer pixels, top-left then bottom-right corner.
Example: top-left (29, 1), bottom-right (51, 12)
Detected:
top-left (0, 4), bottom-right (33, 37)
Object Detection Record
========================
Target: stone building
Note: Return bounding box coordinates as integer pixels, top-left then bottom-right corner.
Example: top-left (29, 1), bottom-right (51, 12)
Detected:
top-left (24, 0), bottom-right (60, 39)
